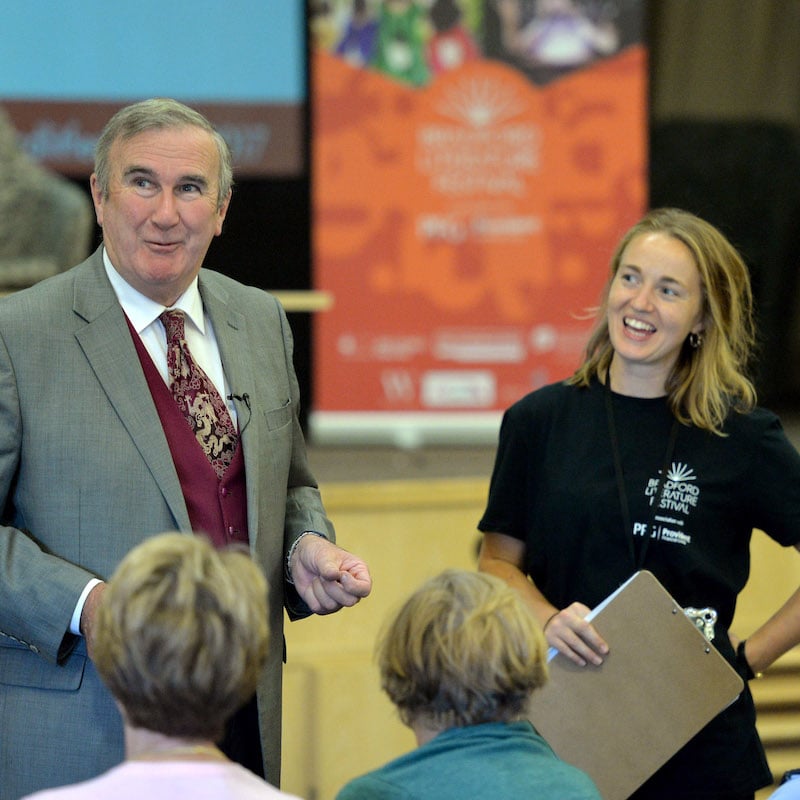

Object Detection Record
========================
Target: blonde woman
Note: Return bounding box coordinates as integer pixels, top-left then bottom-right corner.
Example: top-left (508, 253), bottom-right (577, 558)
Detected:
top-left (23, 533), bottom-right (301, 800)
top-left (479, 208), bottom-right (800, 799)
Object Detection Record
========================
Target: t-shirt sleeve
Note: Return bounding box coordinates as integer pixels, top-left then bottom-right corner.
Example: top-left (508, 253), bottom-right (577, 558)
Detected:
top-left (748, 414), bottom-right (800, 547)
top-left (478, 403), bottom-right (530, 540)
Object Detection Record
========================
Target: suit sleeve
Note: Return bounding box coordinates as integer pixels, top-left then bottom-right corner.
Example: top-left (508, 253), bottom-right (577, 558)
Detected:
top-left (0, 327), bottom-right (95, 664)
top-left (270, 297), bottom-right (336, 619)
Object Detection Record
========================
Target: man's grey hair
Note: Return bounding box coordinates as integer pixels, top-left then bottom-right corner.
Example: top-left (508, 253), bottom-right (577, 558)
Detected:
top-left (93, 98), bottom-right (233, 209)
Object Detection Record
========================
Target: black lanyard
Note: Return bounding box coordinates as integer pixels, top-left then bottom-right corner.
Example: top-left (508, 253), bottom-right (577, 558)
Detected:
top-left (605, 381), bottom-right (680, 571)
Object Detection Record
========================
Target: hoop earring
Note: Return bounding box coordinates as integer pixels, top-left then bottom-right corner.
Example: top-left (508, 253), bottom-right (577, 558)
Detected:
top-left (688, 332), bottom-right (703, 349)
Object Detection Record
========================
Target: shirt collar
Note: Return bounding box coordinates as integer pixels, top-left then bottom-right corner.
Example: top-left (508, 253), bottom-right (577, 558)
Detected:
top-left (102, 247), bottom-right (206, 335)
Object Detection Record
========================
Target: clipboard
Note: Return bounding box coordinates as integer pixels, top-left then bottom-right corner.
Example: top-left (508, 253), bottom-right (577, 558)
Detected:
top-left (526, 570), bottom-right (744, 800)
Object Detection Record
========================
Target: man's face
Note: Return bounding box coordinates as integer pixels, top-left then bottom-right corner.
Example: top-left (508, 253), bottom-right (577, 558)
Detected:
top-left (90, 125), bottom-right (231, 306)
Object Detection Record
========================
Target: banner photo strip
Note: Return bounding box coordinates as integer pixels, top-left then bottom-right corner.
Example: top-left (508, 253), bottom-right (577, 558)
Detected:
top-left (310, 0), bottom-right (647, 445)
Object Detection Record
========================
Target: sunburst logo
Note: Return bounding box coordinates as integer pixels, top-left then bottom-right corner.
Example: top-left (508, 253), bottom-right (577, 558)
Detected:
top-left (436, 78), bottom-right (526, 128)
top-left (666, 462), bottom-right (696, 482)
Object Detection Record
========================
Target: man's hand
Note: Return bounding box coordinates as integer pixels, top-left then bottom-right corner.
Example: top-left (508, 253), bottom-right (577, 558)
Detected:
top-left (79, 582), bottom-right (106, 658)
top-left (290, 536), bottom-right (372, 615)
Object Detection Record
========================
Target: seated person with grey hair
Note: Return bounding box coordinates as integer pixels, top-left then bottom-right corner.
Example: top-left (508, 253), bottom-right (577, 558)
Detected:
top-left (336, 569), bottom-right (601, 799)
top-left (22, 533), bottom-right (301, 800)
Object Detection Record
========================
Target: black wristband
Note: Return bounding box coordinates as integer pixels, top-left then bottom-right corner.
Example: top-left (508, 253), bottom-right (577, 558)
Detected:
top-left (736, 640), bottom-right (756, 681)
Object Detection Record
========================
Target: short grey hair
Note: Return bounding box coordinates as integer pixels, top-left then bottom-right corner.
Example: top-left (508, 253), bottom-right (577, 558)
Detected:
top-left (93, 98), bottom-right (233, 209)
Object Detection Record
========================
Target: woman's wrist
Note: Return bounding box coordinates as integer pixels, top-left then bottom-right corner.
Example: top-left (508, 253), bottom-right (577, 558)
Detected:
top-left (542, 610), bottom-right (559, 633)
top-left (736, 640), bottom-right (762, 681)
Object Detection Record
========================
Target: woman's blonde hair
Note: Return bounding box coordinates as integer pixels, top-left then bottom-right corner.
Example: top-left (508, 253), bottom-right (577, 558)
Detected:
top-left (569, 207), bottom-right (756, 433)
top-left (378, 569), bottom-right (548, 730)
top-left (93, 533), bottom-right (269, 741)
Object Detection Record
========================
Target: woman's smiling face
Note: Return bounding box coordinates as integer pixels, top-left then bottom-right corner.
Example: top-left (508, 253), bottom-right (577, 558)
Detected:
top-left (607, 231), bottom-right (705, 395)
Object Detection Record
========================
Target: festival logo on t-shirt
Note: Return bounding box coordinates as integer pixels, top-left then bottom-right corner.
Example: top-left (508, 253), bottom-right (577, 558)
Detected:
top-left (636, 462), bottom-right (698, 546)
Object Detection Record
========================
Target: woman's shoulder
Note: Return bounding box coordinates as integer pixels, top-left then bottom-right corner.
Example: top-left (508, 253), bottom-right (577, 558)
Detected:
top-left (506, 378), bottom-right (598, 419)
top-left (722, 403), bottom-right (786, 437)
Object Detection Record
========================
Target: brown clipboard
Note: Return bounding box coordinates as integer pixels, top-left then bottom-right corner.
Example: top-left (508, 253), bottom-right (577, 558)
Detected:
top-left (526, 570), bottom-right (744, 800)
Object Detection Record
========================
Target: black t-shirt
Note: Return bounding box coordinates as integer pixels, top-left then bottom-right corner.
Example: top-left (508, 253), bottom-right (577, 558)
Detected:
top-left (478, 378), bottom-right (800, 798)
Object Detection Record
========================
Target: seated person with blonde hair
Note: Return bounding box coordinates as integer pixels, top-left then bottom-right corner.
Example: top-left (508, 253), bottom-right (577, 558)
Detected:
top-left (22, 533), bottom-right (301, 800)
top-left (337, 569), bottom-right (601, 799)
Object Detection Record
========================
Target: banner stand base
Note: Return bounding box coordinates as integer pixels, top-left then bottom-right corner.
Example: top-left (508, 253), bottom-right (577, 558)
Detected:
top-left (308, 412), bottom-right (502, 448)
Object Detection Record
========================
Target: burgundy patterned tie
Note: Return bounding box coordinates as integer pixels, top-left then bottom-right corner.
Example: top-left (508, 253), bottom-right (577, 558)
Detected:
top-left (161, 310), bottom-right (238, 477)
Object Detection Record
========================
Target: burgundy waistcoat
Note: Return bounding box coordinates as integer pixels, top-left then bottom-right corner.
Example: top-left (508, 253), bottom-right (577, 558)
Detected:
top-left (127, 318), bottom-right (249, 549)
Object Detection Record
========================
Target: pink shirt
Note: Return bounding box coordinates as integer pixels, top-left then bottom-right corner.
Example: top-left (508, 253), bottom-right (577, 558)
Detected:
top-left (21, 760), bottom-right (303, 800)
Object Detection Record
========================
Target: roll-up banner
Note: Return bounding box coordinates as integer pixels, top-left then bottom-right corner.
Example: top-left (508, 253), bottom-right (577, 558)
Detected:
top-left (310, 0), bottom-right (646, 445)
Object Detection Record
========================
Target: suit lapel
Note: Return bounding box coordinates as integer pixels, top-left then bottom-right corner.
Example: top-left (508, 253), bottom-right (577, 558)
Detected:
top-left (72, 254), bottom-right (191, 530)
top-left (199, 275), bottom-right (262, 543)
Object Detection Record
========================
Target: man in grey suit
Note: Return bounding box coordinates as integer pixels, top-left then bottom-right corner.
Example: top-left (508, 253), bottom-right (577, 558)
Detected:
top-left (0, 98), bottom-right (372, 800)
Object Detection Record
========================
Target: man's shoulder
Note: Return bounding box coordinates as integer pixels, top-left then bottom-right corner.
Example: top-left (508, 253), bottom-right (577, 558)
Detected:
top-left (199, 268), bottom-right (279, 307)
top-left (198, 270), bottom-right (292, 343)
top-left (0, 263), bottom-right (81, 318)
top-left (0, 251), bottom-right (111, 326)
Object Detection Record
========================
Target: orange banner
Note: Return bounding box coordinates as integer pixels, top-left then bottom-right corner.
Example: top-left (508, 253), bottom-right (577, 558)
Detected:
top-left (311, 2), bottom-right (646, 444)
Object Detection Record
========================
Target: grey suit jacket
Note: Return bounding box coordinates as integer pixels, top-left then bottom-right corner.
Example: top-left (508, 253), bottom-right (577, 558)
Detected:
top-left (0, 247), bottom-right (334, 799)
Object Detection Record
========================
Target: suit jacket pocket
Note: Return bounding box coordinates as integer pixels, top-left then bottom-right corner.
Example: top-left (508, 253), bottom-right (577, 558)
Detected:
top-left (0, 638), bottom-right (86, 690)
top-left (265, 398), bottom-right (292, 431)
